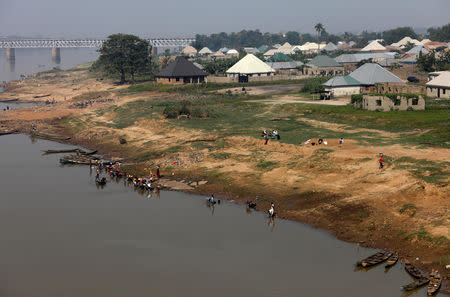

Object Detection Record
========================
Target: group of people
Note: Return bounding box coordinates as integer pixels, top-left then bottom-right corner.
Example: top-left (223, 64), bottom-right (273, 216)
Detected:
top-left (304, 138), bottom-right (329, 146)
top-left (261, 129), bottom-right (280, 145)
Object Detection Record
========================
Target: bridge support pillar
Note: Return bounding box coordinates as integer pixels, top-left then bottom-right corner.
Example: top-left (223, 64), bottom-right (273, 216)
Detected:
top-left (51, 47), bottom-right (61, 63)
top-left (6, 48), bottom-right (15, 60)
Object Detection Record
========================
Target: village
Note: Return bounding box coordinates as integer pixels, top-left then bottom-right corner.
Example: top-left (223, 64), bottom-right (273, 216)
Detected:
top-left (0, 24), bottom-right (449, 297)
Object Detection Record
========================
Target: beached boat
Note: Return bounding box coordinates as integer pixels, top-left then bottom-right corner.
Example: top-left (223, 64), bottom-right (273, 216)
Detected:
top-left (357, 251), bottom-right (392, 267)
top-left (0, 130), bottom-right (18, 136)
top-left (427, 271), bottom-right (441, 296)
top-left (402, 276), bottom-right (430, 291)
top-left (385, 254), bottom-right (398, 268)
top-left (59, 157), bottom-right (92, 165)
top-left (404, 261), bottom-right (424, 279)
top-left (44, 149), bottom-right (82, 154)
top-left (0, 98), bottom-right (19, 102)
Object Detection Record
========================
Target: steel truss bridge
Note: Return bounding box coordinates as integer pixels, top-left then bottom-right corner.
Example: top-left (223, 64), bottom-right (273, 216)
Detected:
top-left (0, 38), bottom-right (195, 49)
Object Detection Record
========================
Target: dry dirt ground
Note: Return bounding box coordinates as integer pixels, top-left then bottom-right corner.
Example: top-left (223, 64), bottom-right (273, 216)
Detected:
top-left (1, 68), bottom-right (449, 292)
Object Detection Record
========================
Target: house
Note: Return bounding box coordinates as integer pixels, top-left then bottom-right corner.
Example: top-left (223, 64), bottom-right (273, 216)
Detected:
top-left (198, 47), bottom-right (213, 55)
top-left (267, 53), bottom-right (293, 62)
top-left (349, 63), bottom-right (403, 92)
top-left (219, 47), bottom-right (229, 53)
top-left (361, 41), bottom-right (386, 52)
top-left (406, 45), bottom-right (429, 55)
top-left (358, 95), bottom-right (425, 111)
top-left (244, 47), bottom-right (259, 54)
top-left (156, 56), bottom-right (207, 84)
top-left (391, 37), bottom-right (421, 48)
top-left (335, 52), bottom-right (397, 70)
top-left (226, 54), bottom-right (275, 82)
top-left (426, 71), bottom-right (450, 98)
top-left (323, 42), bottom-right (339, 52)
top-left (265, 61), bottom-right (303, 71)
top-left (304, 55), bottom-right (344, 76)
top-left (323, 75), bottom-right (362, 97)
top-left (258, 45), bottom-right (269, 53)
top-left (181, 46), bottom-right (197, 57)
top-left (211, 50), bottom-right (226, 59)
top-left (226, 49), bottom-right (239, 57)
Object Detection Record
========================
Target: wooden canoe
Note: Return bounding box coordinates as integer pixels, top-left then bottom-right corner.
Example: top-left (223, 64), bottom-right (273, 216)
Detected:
top-left (404, 262), bottom-right (424, 279)
top-left (427, 272), bottom-right (441, 296)
top-left (402, 276), bottom-right (430, 291)
top-left (43, 148), bottom-right (82, 154)
top-left (385, 254), bottom-right (398, 268)
top-left (357, 251), bottom-right (392, 267)
top-left (59, 157), bottom-right (91, 165)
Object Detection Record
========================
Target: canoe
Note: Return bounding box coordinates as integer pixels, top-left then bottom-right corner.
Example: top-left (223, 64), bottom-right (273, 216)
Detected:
top-left (357, 251), bottom-right (392, 267)
top-left (43, 149), bottom-right (82, 154)
top-left (0, 98), bottom-right (19, 102)
top-left (59, 157), bottom-right (91, 165)
top-left (0, 130), bottom-right (18, 136)
top-left (385, 254), bottom-right (398, 268)
top-left (402, 276), bottom-right (430, 291)
top-left (427, 272), bottom-right (441, 296)
top-left (404, 262), bottom-right (424, 279)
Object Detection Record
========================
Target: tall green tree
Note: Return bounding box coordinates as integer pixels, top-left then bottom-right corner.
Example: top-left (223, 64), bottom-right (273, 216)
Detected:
top-left (427, 23), bottom-right (450, 42)
top-left (314, 23), bottom-right (324, 51)
top-left (382, 27), bottom-right (417, 44)
top-left (97, 34), bottom-right (150, 83)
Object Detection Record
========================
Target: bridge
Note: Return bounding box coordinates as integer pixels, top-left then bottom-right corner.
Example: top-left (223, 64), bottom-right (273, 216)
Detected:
top-left (0, 38), bottom-right (195, 60)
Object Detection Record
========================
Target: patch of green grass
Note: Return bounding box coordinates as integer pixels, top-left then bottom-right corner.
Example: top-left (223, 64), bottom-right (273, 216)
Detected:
top-left (387, 156), bottom-right (450, 185)
top-left (256, 160), bottom-right (278, 171)
top-left (399, 203), bottom-right (417, 213)
top-left (211, 152), bottom-right (231, 160)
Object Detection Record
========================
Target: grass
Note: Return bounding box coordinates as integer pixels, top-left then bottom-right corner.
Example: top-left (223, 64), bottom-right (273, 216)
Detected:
top-left (256, 160), bottom-right (278, 171)
top-left (385, 156), bottom-right (450, 185)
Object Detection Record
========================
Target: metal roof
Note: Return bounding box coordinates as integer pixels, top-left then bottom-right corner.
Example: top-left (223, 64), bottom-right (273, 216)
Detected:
top-left (306, 55), bottom-right (341, 68)
top-left (335, 52), bottom-right (397, 63)
top-left (265, 61), bottom-right (303, 69)
top-left (323, 75), bottom-right (362, 87)
top-left (349, 63), bottom-right (403, 85)
top-left (227, 54), bottom-right (275, 74)
top-left (323, 42), bottom-right (339, 52)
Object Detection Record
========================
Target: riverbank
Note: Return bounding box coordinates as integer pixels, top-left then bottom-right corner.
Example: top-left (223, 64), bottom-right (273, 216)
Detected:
top-left (1, 65), bottom-right (449, 293)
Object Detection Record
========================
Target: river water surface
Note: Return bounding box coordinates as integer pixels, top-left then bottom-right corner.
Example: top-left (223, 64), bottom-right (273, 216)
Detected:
top-left (0, 134), bottom-right (424, 297)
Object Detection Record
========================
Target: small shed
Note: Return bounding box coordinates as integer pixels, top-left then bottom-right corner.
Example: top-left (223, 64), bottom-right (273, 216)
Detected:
top-left (426, 71), bottom-right (450, 98)
top-left (323, 76), bottom-right (362, 97)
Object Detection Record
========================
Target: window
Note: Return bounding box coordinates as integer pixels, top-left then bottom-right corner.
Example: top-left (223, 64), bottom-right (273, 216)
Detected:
top-left (376, 100), bottom-right (382, 106)
top-left (443, 89), bottom-right (446, 95)
top-left (412, 98), bottom-right (418, 105)
top-left (176, 77), bottom-right (180, 82)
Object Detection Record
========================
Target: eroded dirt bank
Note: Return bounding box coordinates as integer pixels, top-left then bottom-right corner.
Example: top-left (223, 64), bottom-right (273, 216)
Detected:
top-left (1, 67), bottom-right (449, 293)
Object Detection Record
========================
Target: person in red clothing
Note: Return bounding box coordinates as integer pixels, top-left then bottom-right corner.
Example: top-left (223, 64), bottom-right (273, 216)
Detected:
top-left (379, 153), bottom-right (384, 169)
top-left (156, 165), bottom-right (161, 178)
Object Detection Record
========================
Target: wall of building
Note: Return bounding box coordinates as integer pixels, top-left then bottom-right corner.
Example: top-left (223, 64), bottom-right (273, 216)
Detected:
top-left (209, 74), bottom-right (307, 83)
top-left (358, 95), bottom-right (425, 111)
top-left (375, 83), bottom-right (425, 94)
top-left (156, 76), bottom-right (206, 84)
top-left (326, 86), bottom-right (361, 97)
top-left (426, 86), bottom-right (450, 99)
top-left (303, 67), bottom-right (345, 76)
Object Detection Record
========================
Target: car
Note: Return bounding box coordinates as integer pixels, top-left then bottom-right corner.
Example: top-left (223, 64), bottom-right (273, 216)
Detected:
top-left (407, 76), bottom-right (420, 83)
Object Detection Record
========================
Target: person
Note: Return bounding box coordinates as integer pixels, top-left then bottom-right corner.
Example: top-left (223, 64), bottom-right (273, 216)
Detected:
top-left (324, 139), bottom-right (328, 145)
top-left (264, 134), bottom-right (268, 145)
top-left (339, 138), bottom-right (344, 145)
top-left (318, 138), bottom-right (323, 145)
top-left (156, 165), bottom-right (160, 178)
top-left (304, 139), bottom-right (311, 145)
top-left (268, 203), bottom-right (275, 217)
top-left (379, 153), bottom-right (384, 169)
top-left (276, 130), bottom-right (280, 140)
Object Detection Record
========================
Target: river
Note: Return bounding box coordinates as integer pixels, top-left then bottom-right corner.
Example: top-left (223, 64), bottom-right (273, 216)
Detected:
top-left (0, 48), bottom-right (98, 88)
top-left (0, 134), bottom-right (424, 297)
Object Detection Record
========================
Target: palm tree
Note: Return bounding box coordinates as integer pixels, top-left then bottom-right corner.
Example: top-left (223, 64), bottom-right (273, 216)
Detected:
top-left (314, 23), bottom-right (324, 52)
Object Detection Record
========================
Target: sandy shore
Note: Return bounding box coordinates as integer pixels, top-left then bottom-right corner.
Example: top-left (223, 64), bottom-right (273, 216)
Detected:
top-left (1, 66), bottom-right (449, 293)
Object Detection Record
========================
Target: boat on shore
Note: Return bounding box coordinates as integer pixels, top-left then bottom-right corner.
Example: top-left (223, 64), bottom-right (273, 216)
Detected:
top-left (357, 251), bottom-right (392, 267)
top-left (0, 98), bottom-right (19, 102)
top-left (427, 271), bottom-right (441, 295)
top-left (385, 254), bottom-right (398, 268)
top-left (404, 261), bottom-right (424, 279)
top-left (402, 276), bottom-right (430, 291)
top-left (59, 156), bottom-right (92, 165)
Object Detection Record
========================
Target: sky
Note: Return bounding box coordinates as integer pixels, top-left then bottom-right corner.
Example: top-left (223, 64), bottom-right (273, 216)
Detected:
top-left (1, 0), bottom-right (449, 38)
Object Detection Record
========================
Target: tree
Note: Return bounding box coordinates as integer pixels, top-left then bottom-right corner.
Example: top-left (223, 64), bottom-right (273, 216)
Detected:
top-left (417, 51), bottom-right (436, 72)
top-left (286, 31), bottom-right (300, 45)
top-left (97, 34), bottom-right (150, 83)
top-left (382, 27), bottom-right (418, 44)
top-left (314, 23), bottom-right (324, 51)
top-left (161, 49), bottom-right (171, 69)
top-left (427, 23), bottom-right (450, 42)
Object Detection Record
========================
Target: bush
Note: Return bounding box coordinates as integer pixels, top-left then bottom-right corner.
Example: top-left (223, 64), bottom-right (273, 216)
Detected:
top-left (300, 77), bottom-right (330, 93)
top-left (163, 106), bottom-right (178, 118)
top-left (351, 94), bottom-right (363, 104)
top-left (179, 100), bottom-right (191, 115)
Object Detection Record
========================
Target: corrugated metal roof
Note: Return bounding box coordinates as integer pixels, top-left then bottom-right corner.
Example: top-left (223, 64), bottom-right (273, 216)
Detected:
top-left (335, 52), bottom-right (397, 63)
top-left (265, 61), bottom-right (303, 69)
top-left (349, 63), bottom-right (403, 85)
top-left (323, 42), bottom-right (338, 52)
top-left (323, 75), bottom-right (361, 87)
top-left (426, 71), bottom-right (450, 88)
top-left (227, 54), bottom-right (275, 74)
top-left (307, 55), bottom-right (341, 67)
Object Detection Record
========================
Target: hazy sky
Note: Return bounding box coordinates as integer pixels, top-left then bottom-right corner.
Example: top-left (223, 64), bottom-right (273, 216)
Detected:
top-left (1, 0), bottom-right (449, 37)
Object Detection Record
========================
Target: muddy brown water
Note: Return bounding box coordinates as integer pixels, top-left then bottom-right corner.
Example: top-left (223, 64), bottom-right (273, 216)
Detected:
top-left (0, 134), bottom-right (428, 297)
